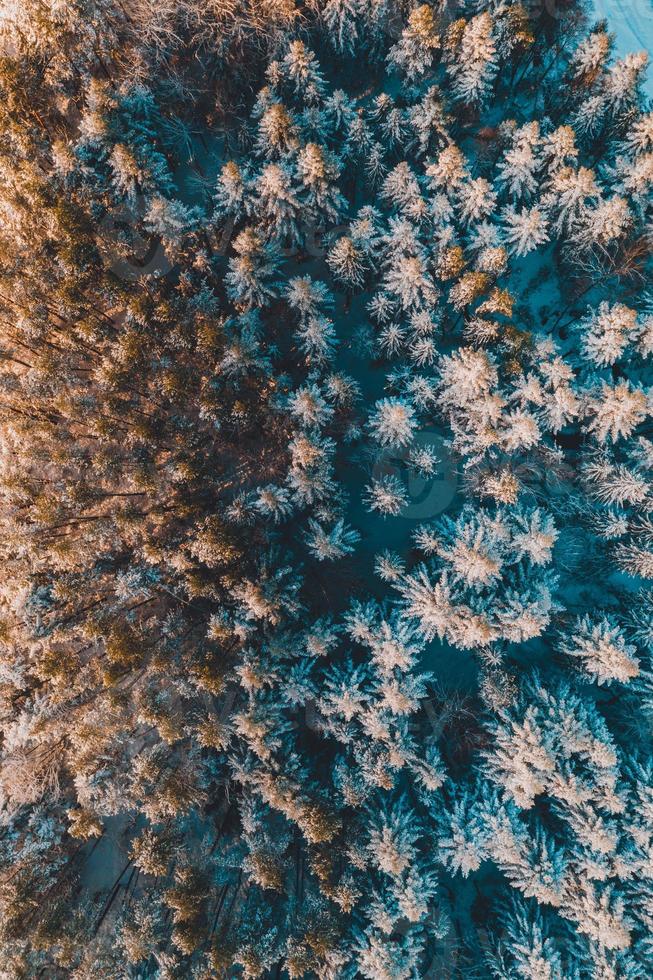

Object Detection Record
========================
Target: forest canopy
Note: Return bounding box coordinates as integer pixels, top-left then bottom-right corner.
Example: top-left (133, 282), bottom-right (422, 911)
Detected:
top-left (0, 0), bottom-right (652, 977)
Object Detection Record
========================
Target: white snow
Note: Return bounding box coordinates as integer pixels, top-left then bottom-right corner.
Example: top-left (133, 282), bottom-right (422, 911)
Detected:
top-left (594, 0), bottom-right (653, 95)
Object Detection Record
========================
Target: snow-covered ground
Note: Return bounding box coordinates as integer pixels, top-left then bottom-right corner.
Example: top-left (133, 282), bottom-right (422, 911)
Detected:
top-left (595, 0), bottom-right (653, 94)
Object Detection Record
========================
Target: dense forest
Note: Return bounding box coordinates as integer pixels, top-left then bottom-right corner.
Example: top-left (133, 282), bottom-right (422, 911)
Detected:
top-left (0, 0), bottom-right (652, 976)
